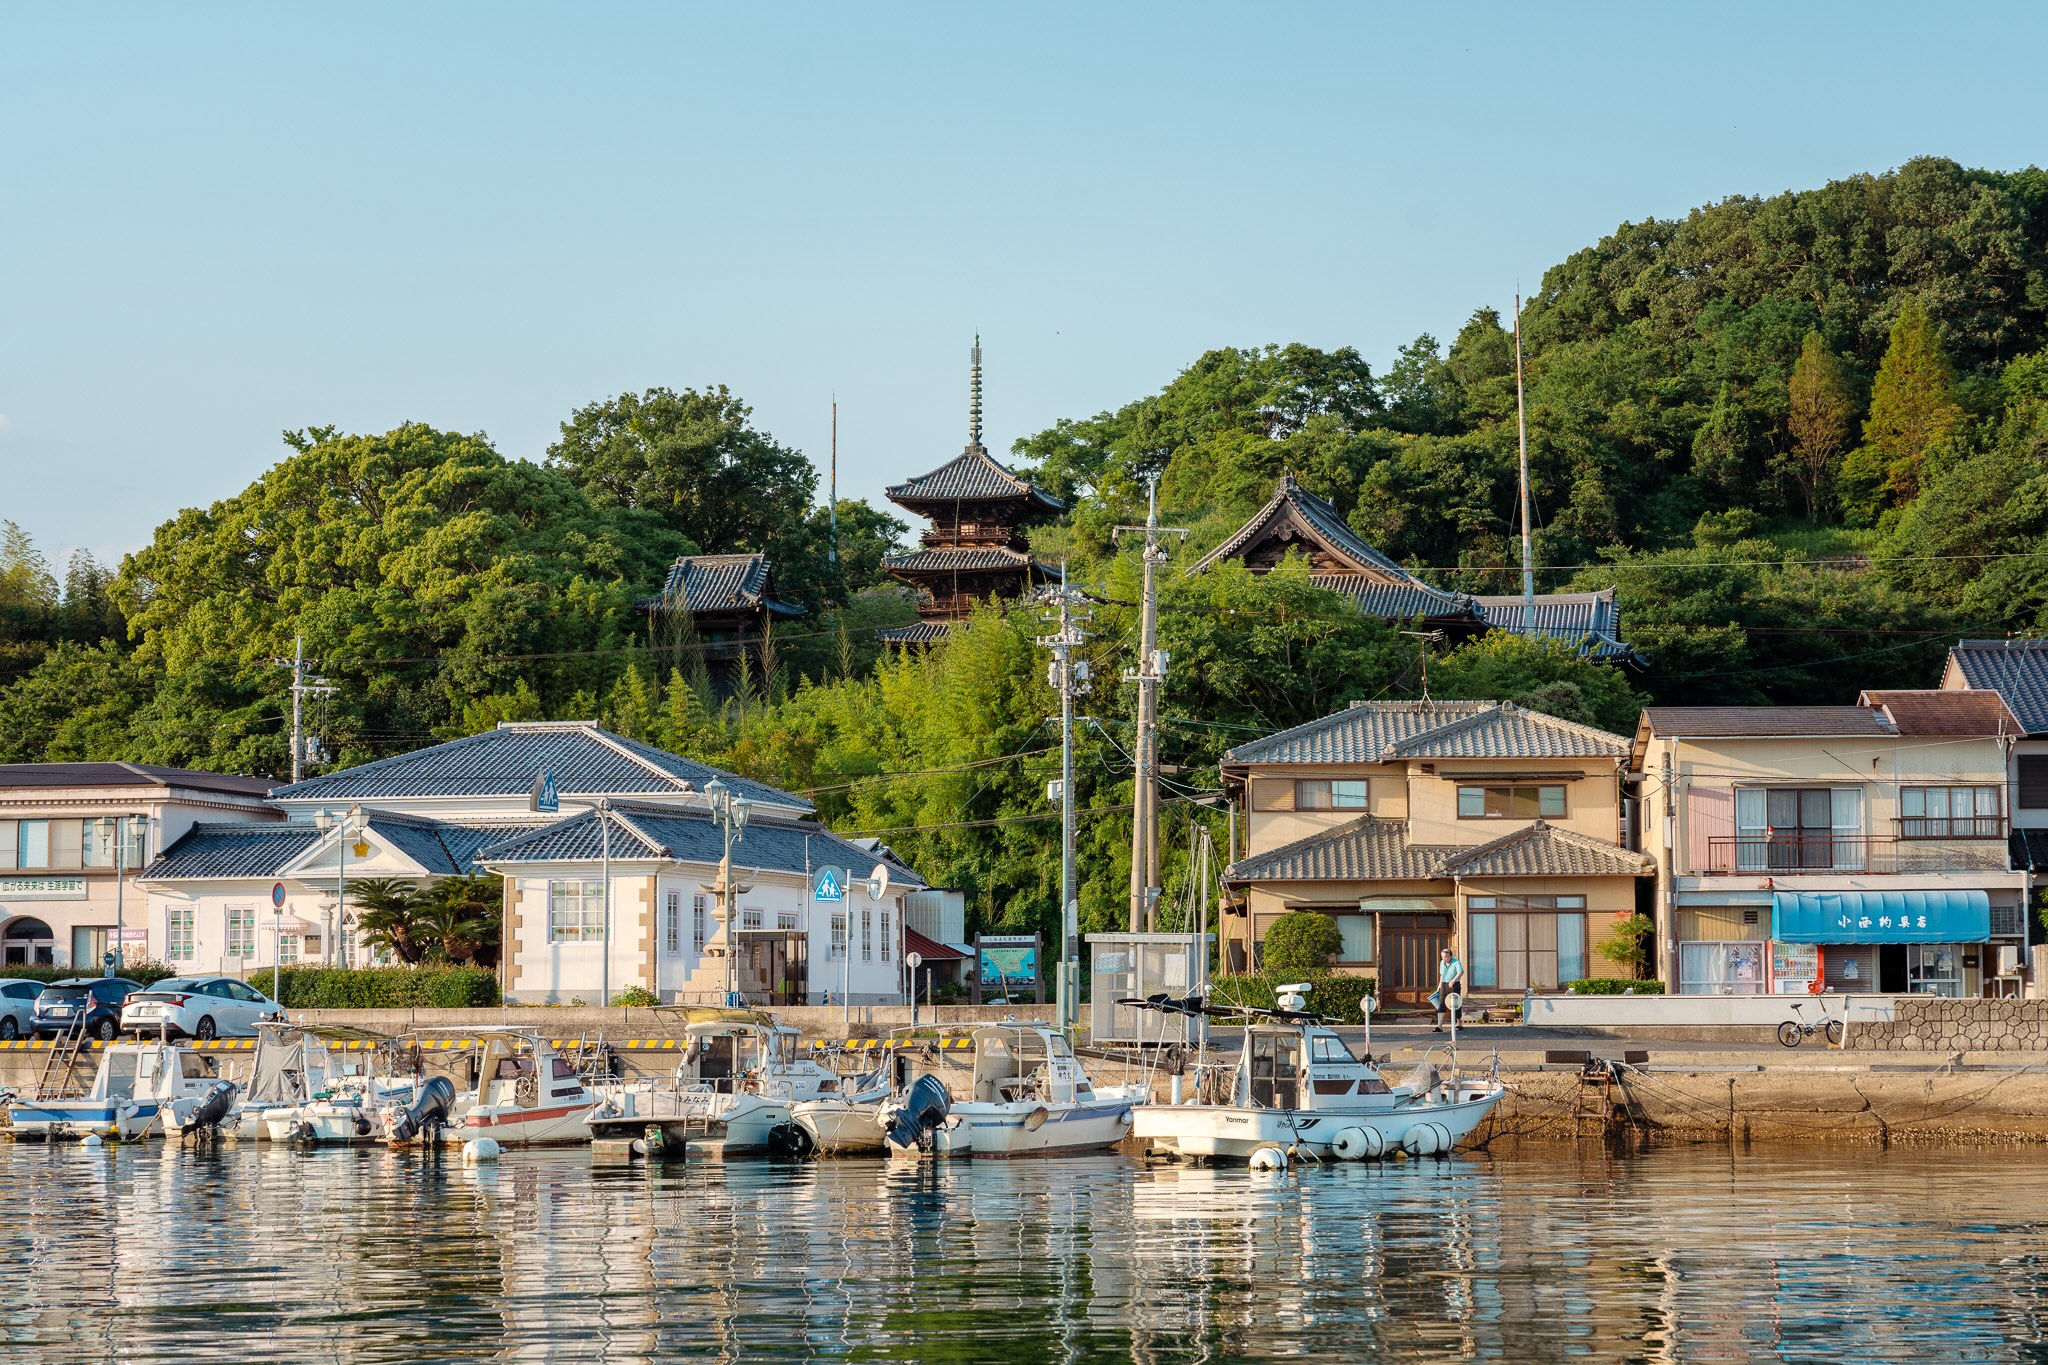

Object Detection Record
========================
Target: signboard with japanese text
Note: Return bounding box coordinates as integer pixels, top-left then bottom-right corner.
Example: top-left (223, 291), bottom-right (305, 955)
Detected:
top-left (0, 876), bottom-right (87, 900)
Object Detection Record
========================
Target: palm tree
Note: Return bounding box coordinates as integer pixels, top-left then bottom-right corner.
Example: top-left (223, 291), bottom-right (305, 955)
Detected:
top-left (414, 874), bottom-right (503, 969)
top-left (353, 878), bottom-right (427, 965)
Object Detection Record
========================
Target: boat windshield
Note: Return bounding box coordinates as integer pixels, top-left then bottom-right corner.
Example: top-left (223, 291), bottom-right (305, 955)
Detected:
top-left (1307, 1033), bottom-right (1362, 1066)
top-left (100, 1050), bottom-right (142, 1100)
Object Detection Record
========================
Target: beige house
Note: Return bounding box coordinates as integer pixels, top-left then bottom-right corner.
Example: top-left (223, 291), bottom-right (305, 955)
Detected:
top-left (1631, 691), bottom-right (2028, 998)
top-left (1219, 701), bottom-right (1650, 1003)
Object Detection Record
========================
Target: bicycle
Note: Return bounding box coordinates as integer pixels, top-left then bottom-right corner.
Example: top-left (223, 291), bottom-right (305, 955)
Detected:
top-left (1777, 1000), bottom-right (1844, 1048)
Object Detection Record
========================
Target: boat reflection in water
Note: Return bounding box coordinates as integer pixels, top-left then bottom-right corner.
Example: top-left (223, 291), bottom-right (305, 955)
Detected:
top-left (6, 1144), bottom-right (2048, 1362)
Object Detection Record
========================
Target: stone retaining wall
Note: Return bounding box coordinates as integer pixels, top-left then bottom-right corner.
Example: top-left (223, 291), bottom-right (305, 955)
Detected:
top-left (1847, 998), bottom-right (2048, 1052)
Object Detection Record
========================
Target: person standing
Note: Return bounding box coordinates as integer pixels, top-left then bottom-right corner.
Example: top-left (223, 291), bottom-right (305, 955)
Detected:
top-left (1430, 946), bottom-right (1465, 1032)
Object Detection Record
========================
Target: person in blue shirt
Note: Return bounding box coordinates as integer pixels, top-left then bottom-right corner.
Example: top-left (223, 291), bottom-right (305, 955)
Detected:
top-left (1430, 947), bottom-right (1465, 1032)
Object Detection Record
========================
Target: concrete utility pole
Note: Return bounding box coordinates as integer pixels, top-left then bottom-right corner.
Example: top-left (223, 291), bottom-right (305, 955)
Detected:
top-left (1114, 476), bottom-right (1186, 932)
top-left (1036, 567), bottom-right (1092, 1032)
top-left (1514, 292), bottom-right (1536, 631)
top-left (828, 397), bottom-right (838, 567)
top-left (276, 635), bottom-right (334, 784)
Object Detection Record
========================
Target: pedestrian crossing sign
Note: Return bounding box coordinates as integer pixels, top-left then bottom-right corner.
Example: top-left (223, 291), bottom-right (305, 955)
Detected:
top-left (531, 771), bottom-right (560, 814)
top-left (814, 867), bottom-right (844, 903)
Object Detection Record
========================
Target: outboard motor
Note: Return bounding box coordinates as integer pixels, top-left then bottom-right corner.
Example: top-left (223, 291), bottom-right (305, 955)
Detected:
top-left (179, 1080), bottom-right (238, 1138)
top-left (766, 1120), bottom-right (817, 1159)
top-left (884, 1074), bottom-right (952, 1152)
top-left (384, 1076), bottom-right (456, 1145)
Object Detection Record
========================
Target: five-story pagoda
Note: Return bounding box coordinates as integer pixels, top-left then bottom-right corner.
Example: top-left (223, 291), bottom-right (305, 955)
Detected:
top-left (877, 339), bottom-right (1066, 644)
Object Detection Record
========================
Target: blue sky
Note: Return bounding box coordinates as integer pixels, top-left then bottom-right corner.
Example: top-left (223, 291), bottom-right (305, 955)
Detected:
top-left (4, 3), bottom-right (2045, 566)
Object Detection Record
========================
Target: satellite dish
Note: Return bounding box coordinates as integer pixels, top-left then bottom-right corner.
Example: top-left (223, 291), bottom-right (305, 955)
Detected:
top-left (867, 864), bottom-right (890, 901)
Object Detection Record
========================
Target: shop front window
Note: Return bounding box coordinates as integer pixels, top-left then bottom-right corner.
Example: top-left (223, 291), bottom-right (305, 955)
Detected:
top-left (1907, 943), bottom-right (1965, 997)
top-left (1678, 941), bottom-right (1766, 995)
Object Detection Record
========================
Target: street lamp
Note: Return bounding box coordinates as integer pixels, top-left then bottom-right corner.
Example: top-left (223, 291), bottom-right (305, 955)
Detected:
top-left (703, 778), bottom-right (752, 1007)
top-left (906, 950), bottom-right (924, 1027)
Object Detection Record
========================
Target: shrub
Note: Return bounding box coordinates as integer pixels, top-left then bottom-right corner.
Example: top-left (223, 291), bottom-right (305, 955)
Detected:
top-left (1595, 913), bottom-right (1657, 978)
top-left (612, 986), bottom-right (660, 1007)
top-left (1566, 978), bottom-right (1667, 995)
top-left (1209, 973), bottom-right (1378, 1024)
top-left (0, 960), bottom-right (178, 987)
top-left (1260, 912), bottom-right (1343, 981)
top-left (273, 966), bottom-right (500, 1009)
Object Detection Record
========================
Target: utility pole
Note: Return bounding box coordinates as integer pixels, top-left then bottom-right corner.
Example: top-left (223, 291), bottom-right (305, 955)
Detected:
top-left (828, 397), bottom-right (838, 567)
top-left (276, 635), bottom-right (333, 784)
top-left (1036, 567), bottom-right (1092, 1032)
top-left (1514, 291), bottom-right (1535, 631)
top-left (1114, 476), bottom-right (1187, 932)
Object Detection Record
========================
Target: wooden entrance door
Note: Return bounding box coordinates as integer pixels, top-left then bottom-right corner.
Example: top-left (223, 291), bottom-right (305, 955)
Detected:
top-left (1379, 914), bottom-right (1453, 1004)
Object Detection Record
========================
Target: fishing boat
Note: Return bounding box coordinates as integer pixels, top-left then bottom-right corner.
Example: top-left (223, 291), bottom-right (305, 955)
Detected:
top-left (586, 1010), bottom-right (841, 1159)
top-left (262, 1036), bottom-right (420, 1144)
top-left (882, 1022), bottom-right (1134, 1159)
top-left (436, 1028), bottom-right (599, 1147)
top-left (1126, 985), bottom-right (1506, 1165)
top-left (227, 1022), bottom-right (334, 1140)
top-left (791, 1055), bottom-right (903, 1156)
top-left (8, 1040), bottom-right (237, 1142)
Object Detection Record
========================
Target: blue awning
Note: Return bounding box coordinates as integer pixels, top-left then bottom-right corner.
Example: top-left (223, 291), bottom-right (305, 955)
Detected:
top-left (1770, 890), bottom-right (1990, 945)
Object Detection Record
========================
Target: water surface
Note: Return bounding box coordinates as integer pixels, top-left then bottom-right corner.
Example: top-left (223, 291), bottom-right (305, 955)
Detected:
top-left (3, 1141), bottom-right (2045, 1362)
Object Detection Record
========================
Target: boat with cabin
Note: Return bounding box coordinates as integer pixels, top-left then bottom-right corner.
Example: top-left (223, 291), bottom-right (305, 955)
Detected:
top-left (881, 1022), bottom-right (1135, 1159)
top-left (586, 1009), bottom-right (841, 1159)
top-left (226, 1021), bottom-right (334, 1140)
top-left (434, 1028), bottom-right (600, 1147)
top-left (1126, 984), bottom-right (1505, 1164)
top-left (8, 1040), bottom-right (237, 1142)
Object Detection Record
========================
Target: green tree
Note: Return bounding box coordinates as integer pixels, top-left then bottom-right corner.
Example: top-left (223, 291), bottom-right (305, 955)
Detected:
top-left (1260, 911), bottom-right (1342, 980)
top-left (414, 874), bottom-right (502, 967)
top-left (1861, 298), bottom-right (1964, 505)
top-left (1781, 331), bottom-right (1859, 517)
top-left (353, 879), bottom-right (427, 966)
top-left (1428, 632), bottom-right (1645, 734)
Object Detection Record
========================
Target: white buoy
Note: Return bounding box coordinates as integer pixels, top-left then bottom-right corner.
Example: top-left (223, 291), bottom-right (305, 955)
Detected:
top-left (463, 1137), bottom-right (502, 1164)
top-left (1248, 1145), bottom-right (1289, 1172)
top-left (1404, 1124), bottom-right (1443, 1157)
top-left (80, 1133), bottom-right (104, 1149)
top-left (1332, 1126), bottom-right (1383, 1161)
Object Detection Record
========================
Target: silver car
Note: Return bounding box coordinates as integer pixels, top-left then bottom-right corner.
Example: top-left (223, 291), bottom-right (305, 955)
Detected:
top-left (0, 979), bottom-right (40, 1040)
top-left (120, 977), bottom-right (284, 1041)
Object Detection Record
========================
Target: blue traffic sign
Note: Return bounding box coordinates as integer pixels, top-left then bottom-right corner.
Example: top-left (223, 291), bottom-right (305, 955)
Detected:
top-left (271, 882), bottom-right (287, 908)
top-left (531, 771), bottom-right (560, 814)
top-left (813, 867), bottom-right (844, 903)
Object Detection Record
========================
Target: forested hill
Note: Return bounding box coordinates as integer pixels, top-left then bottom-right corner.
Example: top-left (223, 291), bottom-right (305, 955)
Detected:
top-left (1017, 156), bottom-right (2048, 704)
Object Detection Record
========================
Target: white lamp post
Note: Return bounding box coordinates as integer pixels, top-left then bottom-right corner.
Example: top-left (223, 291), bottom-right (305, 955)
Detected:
top-left (906, 950), bottom-right (924, 1027)
top-left (702, 778), bottom-right (752, 1007)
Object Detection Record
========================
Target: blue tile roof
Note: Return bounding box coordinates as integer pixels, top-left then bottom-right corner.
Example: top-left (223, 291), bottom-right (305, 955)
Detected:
top-left (1949, 640), bottom-right (2048, 736)
top-left (480, 804), bottom-right (926, 886)
top-left (143, 817), bottom-right (547, 880)
top-left (270, 722), bottom-right (807, 811)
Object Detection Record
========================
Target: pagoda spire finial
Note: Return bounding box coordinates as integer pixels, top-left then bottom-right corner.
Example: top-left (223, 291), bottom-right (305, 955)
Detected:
top-left (970, 334), bottom-right (983, 447)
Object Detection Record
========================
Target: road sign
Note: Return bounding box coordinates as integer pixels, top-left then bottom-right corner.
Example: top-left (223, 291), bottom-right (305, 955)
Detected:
top-left (271, 882), bottom-right (287, 908)
top-left (531, 771), bottom-right (560, 814)
top-left (813, 867), bottom-right (844, 903)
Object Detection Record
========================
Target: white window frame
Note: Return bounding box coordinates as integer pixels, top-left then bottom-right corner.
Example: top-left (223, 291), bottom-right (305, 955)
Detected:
top-left (278, 933), bottom-right (300, 966)
top-left (880, 910), bottom-right (892, 961)
top-left (741, 907), bottom-right (763, 931)
top-left (664, 890), bottom-right (682, 956)
top-left (166, 907), bottom-right (195, 962)
top-left (861, 909), bottom-right (873, 963)
top-left (547, 880), bottom-right (606, 943)
top-left (777, 910), bottom-right (800, 932)
top-left (830, 911), bottom-right (847, 961)
top-left (692, 895), bottom-right (708, 953)
top-left (225, 905), bottom-right (256, 960)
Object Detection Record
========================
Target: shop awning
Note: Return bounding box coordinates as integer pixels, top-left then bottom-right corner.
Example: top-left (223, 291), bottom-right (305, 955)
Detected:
top-left (1770, 890), bottom-right (1990, 945)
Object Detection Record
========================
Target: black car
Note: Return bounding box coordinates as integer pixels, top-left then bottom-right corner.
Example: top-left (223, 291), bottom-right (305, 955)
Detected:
top-left (32, 978), bottom-right (142, 1041)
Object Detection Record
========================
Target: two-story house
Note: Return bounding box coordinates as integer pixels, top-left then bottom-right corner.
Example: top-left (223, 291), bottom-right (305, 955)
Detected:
top-left (1632, 691), bottom-right (2028, 997)
top-left (1219, 701), bottom-right (1651, 1004)
top-left (1939, 638), bottom-right (2048, 876)
top-left (139, 722), bottom-right (923, 1005)
top-left (0, 763), bottom-right (280, 971)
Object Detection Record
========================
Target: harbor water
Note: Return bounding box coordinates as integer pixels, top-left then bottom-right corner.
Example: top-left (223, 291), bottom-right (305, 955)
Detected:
top-left (5, 1142), bottom-right (2047, 1362)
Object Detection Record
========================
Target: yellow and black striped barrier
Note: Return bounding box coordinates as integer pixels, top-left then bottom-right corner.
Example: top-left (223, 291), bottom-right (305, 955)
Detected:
top-left (0, 1036), bottom-right (977, 1052)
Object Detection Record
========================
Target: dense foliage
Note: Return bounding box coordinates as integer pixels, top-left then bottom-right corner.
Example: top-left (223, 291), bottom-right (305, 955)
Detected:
top-left (8, 155), bottom-right (2048, 954)
top-left (1259, 911), bottom-right (1344, 981)
top-left (271, 965), bottom-right (501, 1009)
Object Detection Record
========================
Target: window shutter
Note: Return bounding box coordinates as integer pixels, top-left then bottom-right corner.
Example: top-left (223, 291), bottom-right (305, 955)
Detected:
top-left (2020, 756), bottom-right (2048, 809)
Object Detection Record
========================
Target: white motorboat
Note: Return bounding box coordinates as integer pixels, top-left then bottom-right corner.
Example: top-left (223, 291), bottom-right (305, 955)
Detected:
top-left (8, 1041), bottom-right (237, 1142)
top-left (587, 1010), bottom-right (841, 1159)
top-left (884, 1022), bottom-right (1134, 1159)
top-left (1127, 985), bottom-right (1506, 1164)
top-left (227, 1022), bottom-right (333, 1140)
top-left (791, 1058), bottom-right (899, 1156)
top-left (438, 1029), bottom-right (599, 1147)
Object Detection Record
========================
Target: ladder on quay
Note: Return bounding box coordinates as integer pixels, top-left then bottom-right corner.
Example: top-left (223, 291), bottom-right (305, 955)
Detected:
top-left (35, 1016), bottom-right (91, 1101)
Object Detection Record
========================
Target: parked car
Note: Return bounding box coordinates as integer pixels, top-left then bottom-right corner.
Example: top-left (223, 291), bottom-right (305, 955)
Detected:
top-left (120, 977), bottom-right (284, 1041)
top-left (0, 979), bottom-right (44, 1039)
top-left (32, 978), bottom-right (143, 1041)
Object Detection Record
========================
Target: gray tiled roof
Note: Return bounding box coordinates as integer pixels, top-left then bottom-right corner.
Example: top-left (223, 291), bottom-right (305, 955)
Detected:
top-left (644, 554), bottom-right (803, 618)
top-left (1438, 821), bottom-right (1652, 877)
top-left (1639, 707), bottom-right (1898, 739)
top-left (1948, 640), bottom-right (2048, 736)
top-left (886, 443), bottom-right (1065, 511)
top-left (1222, 701), bottom-right (1628, 767)
top-left (481, 804), bottom-right (927, 886)
top-left (141, 816), bottom-right (545, 880)
top-left (876, 621), bottom-right (957, 645)
top-left (0, 763), bottom-right (277, 796)
top-left (880, 546), bottom-right (1046, 573)
top-left (1473, 589), bottom-right (1643, 664)
top-left (1310, 576), bottom-right (1485, 622)
top-left (1225, 817), bottom-right (1451, 883)
top-left (270, 722), bottom-right (806, 811)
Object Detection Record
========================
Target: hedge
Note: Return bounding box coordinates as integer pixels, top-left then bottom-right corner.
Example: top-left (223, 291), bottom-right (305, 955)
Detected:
top-left (1208, 973), bottom-right (1379, 1024)
top-left (272, 966), bottom-right (500, 1009)
top-left (1566, 978), bottom-right (1667, 995)
top-left (0, 960), bottom-right (178, 987)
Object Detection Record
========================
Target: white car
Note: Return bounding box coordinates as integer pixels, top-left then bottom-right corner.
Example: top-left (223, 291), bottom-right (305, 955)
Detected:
top-left (0, 979), bottom-right (41, 1040)
top-left (120, 977), bottom-right (284, 1041)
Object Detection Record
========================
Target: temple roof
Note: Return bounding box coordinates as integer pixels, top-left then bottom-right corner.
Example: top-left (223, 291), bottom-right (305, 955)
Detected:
top-left (886, 442), bottom-right (1066, 512)
top-left (641, 553), bottom-right (804, 618)
top-left (880, 546), bottom-right (1053, 575)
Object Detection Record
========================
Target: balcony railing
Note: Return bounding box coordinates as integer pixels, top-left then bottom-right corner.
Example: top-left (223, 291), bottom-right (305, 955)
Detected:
top-left (1702, 834), bottom-right (2010, 876)
top-left (1895, 817), bottom-right (2006, 839)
